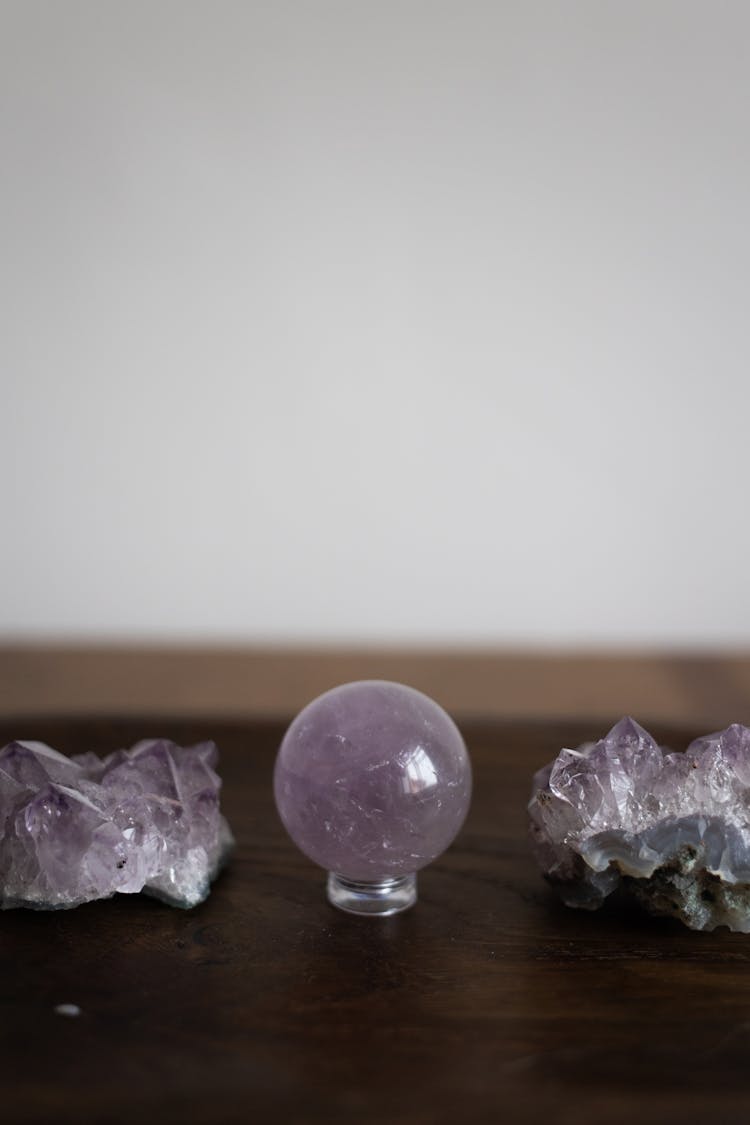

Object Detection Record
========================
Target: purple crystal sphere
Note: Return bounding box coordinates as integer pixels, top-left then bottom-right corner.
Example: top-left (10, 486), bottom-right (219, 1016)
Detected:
top-left (274, 681), bottom-right (472, 881)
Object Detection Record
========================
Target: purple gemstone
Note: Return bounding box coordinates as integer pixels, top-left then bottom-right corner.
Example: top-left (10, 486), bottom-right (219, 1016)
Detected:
top-left (529, 718), bottom-right (750, 932)
top-left (274, 681), bottom-right (472, 887)
top-left (0, 738), bottom-right (232, 910)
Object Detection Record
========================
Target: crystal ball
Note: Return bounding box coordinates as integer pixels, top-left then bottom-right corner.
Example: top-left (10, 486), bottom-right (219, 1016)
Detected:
top-left (273, 681), bottom-right (472, 889)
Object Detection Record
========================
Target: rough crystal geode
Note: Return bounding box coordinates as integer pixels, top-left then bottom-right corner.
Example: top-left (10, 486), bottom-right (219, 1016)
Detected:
top-left (0, 738), bottom-right (233, 909)
top-left (529, 717), bottom-right (750, 932)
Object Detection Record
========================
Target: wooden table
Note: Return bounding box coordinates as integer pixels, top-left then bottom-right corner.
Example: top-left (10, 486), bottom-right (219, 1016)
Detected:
top-left (2, 710), bottom-right (750, 1125)
top-left (3, 645), bottom-right (750, 727)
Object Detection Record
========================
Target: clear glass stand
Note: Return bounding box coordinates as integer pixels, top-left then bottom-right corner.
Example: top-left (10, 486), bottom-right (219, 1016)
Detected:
top-left (327, 872), bottom-right (417, 916)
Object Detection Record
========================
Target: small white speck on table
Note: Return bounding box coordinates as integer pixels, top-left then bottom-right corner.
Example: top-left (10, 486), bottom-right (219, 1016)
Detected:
top-left (54, 1003), bottom-right (81, 1018)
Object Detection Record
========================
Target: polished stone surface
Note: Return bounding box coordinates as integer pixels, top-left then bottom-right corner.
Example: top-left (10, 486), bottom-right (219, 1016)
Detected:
top-left (0, 738), bottom-right (232, 909)
top-left (274, 680), bottom-right (472, 881)
top-left (529, 717), bottom-right (750, 931)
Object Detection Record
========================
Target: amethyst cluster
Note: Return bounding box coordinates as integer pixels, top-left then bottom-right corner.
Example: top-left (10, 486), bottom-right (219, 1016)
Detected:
top-left (0, 738), bottom-right (232, 910)
top-left (529, 718), bottom-right (750, 932)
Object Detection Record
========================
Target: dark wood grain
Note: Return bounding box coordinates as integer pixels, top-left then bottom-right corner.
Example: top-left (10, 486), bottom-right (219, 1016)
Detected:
top-left (1, 716), bottom-right (749, 1125)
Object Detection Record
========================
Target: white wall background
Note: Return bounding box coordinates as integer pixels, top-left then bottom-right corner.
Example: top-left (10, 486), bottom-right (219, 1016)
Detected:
top-left (1, 1), bottom-right (749, 646)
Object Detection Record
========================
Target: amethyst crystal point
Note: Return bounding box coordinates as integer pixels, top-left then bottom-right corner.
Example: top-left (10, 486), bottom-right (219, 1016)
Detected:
top-left (529, 718), bottom-right (750, 932)
top-left (0, 738), bottom-right (233, 910)
top-left (274, 680), bottom-right (472, 916)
